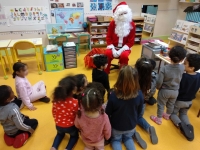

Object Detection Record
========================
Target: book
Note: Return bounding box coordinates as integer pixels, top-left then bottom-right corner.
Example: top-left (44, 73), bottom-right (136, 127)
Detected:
top-left (181, 34), bottom-right (188, 44)
top-left (46, 45), bottom-right (58, 52)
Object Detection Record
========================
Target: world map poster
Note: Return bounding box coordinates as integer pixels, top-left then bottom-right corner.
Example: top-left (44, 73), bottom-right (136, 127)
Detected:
top-left (55, 8), bottom-right (84, 29)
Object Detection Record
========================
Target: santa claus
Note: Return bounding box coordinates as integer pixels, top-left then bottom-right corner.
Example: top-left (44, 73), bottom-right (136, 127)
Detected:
top-left (104, 1), bottom-right (135, 74)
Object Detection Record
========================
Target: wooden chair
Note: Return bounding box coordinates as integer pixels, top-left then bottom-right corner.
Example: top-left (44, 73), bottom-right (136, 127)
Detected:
top-left (13, 41), bottom-right (42, 75)
top-left (53, 36), bottom-right (68, 46)
top-left (77, 34), bottom-right (91, 56)
top-left (197, 109), bottom-right (200, 117)
top-left (0, 52), bottom-right (8, 79)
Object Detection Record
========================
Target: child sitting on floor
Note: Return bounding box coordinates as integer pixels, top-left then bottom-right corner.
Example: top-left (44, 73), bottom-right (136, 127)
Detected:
top-left (0, 85), bottom-right (38, 148)
top-left (106, 66), bottom-right (144, 150)
top-left (151, 46), bottom-right (187, 125)
top-left (75, 87), bottom-right (111, 150)
top-left (92, 55), bottom-right (110, 92)
top-left (51, 76), bottom-right (79, 150)
top-left (144, 59), bottom-right (157, 105)
top-left (170, 54), bottom-right (200, 141)
top-left (73, 74), bottom-right (88, 99)
top-left (13, 62), bottom-right (50, 111)
top-left (135, 58), bottom-right (158, 149)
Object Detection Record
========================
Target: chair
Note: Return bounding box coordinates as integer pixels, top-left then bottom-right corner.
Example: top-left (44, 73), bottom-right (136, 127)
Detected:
top-left (197, 109), bottom-right (200, 117)
top-left (13, 41), bottom-right (42, 75)
top-left (0, 52), bottom-right (8, 79)
top-left (110, 58), bottom-right (120, 70)
top-left (76, 34), bottom-right (91, 56)
top-left (53, 35), bottom-right (68, 46)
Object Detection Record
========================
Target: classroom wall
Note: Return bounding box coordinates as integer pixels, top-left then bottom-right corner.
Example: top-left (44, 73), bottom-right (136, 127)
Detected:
top-left (177, 3), bottom-right (197, 20)
top-left (122, 0), bottom-right (179, 37)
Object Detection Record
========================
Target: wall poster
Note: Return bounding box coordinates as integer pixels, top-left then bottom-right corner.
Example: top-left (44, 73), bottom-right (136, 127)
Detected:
top-left (5, 6), bottom-right (50, 25)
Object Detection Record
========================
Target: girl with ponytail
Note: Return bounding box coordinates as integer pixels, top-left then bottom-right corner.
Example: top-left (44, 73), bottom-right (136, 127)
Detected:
top-left (75, 88), bottom-right (111, 150)
top-left (51, 76), bottom-right (79, 150)
top-left (13, 62), bottom-right (49, 111)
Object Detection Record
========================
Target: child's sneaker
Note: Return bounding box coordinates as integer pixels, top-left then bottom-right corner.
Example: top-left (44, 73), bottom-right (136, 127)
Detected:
top-left (149, 126), bottom-right (158, 144)
top-left (13, 133), bottom-right (29, 148)
top-left (133, 132), bottom-right (147, 149)
top-left (4, 133), bottom-right (15, 146)
top-left (39, 96), bottom-right (50, 103)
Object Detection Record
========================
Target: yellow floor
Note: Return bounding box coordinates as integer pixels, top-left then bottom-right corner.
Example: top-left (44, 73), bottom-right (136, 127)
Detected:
top-left (0, 44), bottom-right (200, 150)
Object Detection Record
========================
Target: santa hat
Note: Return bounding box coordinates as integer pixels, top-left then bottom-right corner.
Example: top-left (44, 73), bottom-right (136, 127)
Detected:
top-left (113, 1), bottom-right (129, 13)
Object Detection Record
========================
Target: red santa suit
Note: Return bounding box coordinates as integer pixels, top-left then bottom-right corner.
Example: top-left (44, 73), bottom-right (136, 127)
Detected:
top-left (104, 2), bottom-right (135, 74)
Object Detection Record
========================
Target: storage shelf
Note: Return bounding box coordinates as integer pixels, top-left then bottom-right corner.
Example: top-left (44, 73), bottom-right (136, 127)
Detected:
top-left (186, 45), bottom-right (199, 52)
top-left (91, 44), bottom-right (107, 47)
top-left (143, 30), bottom-right (152, 33)
top-left (91, 32), bottom-right (107, 35)
top-left (179, 1), bottom-right (200, 3)
top-left (135, 23), bottom-right (144, 26)
top-left (144, 21), bottom-right (155, 25)
top-left (91, 37), bottom-right (106, 39)
top-left (136, 33), bottom-right (142, 35)
top-left (91, 25), bottom-right (109, 27)
top-left (172, 28), bottom-right (188, 34)
top-left (168, 38), bottom-right (186, 45)
top-left (188, 38), bottom-right (200, 44)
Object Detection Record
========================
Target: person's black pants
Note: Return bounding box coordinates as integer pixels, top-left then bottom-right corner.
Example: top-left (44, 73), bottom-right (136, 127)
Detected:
top-left (9, 118), bottom-right (38, 137)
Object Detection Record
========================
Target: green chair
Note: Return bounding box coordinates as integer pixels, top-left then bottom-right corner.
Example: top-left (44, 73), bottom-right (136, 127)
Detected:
top-left (76, 34), bottom-right (91, 56)
top-left (53, 35), bottom-right (68, 46)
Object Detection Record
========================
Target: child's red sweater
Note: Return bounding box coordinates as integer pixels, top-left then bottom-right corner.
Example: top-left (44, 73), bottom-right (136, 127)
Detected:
top-left (52, 98), bottom-right (78, 128)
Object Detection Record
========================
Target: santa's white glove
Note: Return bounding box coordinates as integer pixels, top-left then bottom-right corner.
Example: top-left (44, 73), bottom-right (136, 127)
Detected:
top-left (107, 44), bottom-right (115, 50)
top-left (113, 50), bottom-right (119, 58)
top-left (116, 45), bottom-right (130, 56)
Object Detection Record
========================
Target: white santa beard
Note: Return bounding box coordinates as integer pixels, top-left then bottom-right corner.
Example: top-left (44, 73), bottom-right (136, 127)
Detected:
top-left (115, 21), bottom-right (131, 38)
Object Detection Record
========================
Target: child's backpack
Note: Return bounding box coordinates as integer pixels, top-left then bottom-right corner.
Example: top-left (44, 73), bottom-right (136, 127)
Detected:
top-left (84, 48), bottom-right (105, 68)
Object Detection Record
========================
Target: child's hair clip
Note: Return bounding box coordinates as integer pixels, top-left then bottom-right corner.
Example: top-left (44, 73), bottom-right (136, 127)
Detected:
top-left (143, 61), bottom-right (149, 64)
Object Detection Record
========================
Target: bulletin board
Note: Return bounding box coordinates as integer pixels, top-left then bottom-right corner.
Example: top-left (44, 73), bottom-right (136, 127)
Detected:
top-left (0, 0), bottom-right (50, 32)
top-left (49, 0), bottom-right (118, 23)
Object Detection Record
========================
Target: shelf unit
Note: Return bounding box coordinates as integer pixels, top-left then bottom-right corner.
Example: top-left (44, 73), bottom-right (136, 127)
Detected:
top-left (88, 20), bottom-right (110, 48)
top-left (168, 20), bottom-right (196, 46)
top-left (133, 16), bottom-right (144, 44)
top-left (185, 25), bottom-right (200, 53)
top-left (142, 14), bottom-right (156, 37)
top-left (179, 0), bottom-right (200, 3)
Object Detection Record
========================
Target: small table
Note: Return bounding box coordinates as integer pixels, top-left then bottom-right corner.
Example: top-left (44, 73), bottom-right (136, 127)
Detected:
top-left (155, 54), bottom-right (172, 73)
top-left (8, 38), bottom-right (45, 70)
top-left (0, 40), bottom-right (12, 71)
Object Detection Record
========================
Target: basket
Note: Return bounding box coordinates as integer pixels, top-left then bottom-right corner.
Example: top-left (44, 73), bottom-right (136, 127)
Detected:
top-left (87, 16), bottom-right (97, 22)
top-left (104, 16), bottom-right (111, 21)
top-left (96, 15), bottom-right (104, 22)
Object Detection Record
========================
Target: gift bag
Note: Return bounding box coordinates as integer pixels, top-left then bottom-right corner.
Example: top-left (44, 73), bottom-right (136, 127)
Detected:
top-left (84, 48), bottom-right (105, 68)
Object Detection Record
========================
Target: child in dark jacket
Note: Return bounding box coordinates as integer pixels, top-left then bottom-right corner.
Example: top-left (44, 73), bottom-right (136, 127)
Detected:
top-left (92, 55), bottom-right (110, 92)
top-left (170, 54), bottom-right (200, 141)
top-left (0, 85), bottom-right (38, 148)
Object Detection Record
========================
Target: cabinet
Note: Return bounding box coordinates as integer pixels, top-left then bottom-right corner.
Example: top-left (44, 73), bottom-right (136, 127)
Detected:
top-left (133, 16), bottom-right (144, 44)
top-left (88, 20), bottom-right (110, 47)
top-left (43, 47), bottom-right (64, 72)
top-left (62, 42), bottom-right (77, 68)
top-left (185, 25), bottom-right (200, 54)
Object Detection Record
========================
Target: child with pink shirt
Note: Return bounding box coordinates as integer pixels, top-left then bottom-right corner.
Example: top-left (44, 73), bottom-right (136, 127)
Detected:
top-left (75, 88), bottom-right (111, 150)
top-left (13, 62), bottom-right (50, 111)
